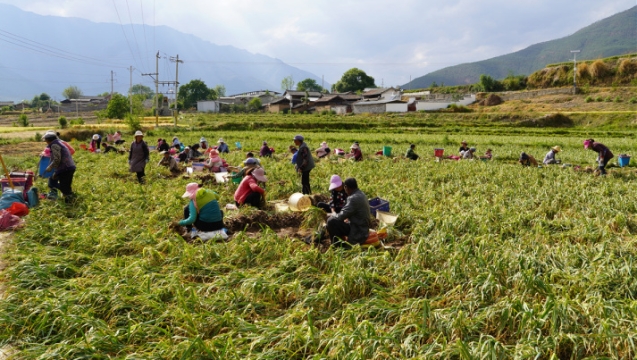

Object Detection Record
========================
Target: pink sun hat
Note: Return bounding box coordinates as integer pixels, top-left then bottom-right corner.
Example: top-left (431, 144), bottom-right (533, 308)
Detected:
top-left (328, 175), bottom-right (343, 190)
top-left (182, 182), bottom-right (200, 199)
top-left (208, 148), bottom-right (221, 163)
top-left (583, 140), bottom-right (592, 149)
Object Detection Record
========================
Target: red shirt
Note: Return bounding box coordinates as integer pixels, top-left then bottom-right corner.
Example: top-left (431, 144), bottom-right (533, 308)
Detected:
top-left (234, 175), bottom-right (265, 205)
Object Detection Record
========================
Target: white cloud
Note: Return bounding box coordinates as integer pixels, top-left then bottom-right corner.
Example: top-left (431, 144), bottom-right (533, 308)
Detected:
top-left (0, 0), bottom-right (635, 85)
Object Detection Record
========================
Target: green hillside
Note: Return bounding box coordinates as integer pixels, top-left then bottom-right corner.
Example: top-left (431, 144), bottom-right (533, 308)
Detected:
top-left (406, 5), bottom-right (637, 88)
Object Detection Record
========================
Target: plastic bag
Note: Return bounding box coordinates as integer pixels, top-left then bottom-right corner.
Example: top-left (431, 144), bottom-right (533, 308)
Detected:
top-left (0, 209), bottom-right (23, 230)
top-left (195, 229), bottom-right (228, 241)
top-left (7, 202), bottom-right (29, 217)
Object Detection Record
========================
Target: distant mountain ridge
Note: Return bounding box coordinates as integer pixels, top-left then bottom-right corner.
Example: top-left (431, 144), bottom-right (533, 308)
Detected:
top-left (405, 6), bottom-right (637, 89)
top-left (0, 4), bottom-right (328, 102)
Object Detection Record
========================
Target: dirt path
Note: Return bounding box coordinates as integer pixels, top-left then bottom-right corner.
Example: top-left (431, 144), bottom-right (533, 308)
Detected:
top-left (0, 233), bottom-right (15, 359)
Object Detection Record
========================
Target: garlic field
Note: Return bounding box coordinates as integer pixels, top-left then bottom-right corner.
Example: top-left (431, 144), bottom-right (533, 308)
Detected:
top-left (1, 122), bottom-right (637, 359)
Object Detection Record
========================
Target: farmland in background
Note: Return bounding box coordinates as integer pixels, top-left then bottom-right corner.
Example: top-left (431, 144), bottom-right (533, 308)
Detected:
top-left (0, 113), bottom-right (637, 358)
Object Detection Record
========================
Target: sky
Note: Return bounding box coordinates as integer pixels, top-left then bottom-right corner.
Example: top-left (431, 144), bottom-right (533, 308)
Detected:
top-left (1, 0), bottom-right (635, 87)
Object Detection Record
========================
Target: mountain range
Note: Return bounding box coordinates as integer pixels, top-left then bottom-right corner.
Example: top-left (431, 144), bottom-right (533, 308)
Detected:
top-left (405, 5), bottom-right (637, 89)
top-left (0, 4), bottom-right (327, 102)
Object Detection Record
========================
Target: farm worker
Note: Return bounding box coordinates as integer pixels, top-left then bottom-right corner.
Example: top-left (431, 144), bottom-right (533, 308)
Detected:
top-left (326, 177), bottom-right (371, 248)
top-left (405, 144), bottom-right (419, 160)
top-left (543, 146), bottom-right (562, 165)
top-left (55, 132), bottom-right (75, 155)
top-left (112, 131), bottom-right (125, 145)
top-left (234, 168), bottom-right (267, 208)
top-left (178, 147), bottom-right (193, 163)
top-left (294, 134), bottom-right (315, 195)
top-left (157, 138), bottom-right (170, 152)
top-left (158, 150), bottom-right (180, 173)
top-left (289, 146), bottom-right (298, 164)
top-left (190, 144), bottom-right (203, 158)
top-left (42, 130), bottom-right (76, 202)
top-left (462, 147), bottom-right (476, 160)
top-left (101, 142), bottom-right (118, 154)
top-left (519, 152), bottom-right (538, 167)
top-left (459, 140), bottom-right (469, 153)
top-left (229, 157), bottom-right (259, 181)
top-left (177, 183), bottom-right (225, 232)
top-left (246, 152), bottom-right (262, 166)
top-left (217, 138), bottom-right (230, 153)
top-left (172, 137), bottom-right (181, 148)
top-left (584, 139), bottom-right (613, 175)
top-left (128, 130), bottom-right (149, 184)
top-left (317, 175), bottom-right (348, 214)
top-left (89, 134), bottom-right (100, 152)
top-left (205, 149), bottom-right (224, 172)
top-left (199, 137), bottom-right (209, 150)
top-left (315, 142), bottom-right (331, 158)
top-left (347, 142), bottom-right (363, 161)
top-left (260, 141), bottom-right (273, 157)
top-left (481, 148), bottom-right (493, 160)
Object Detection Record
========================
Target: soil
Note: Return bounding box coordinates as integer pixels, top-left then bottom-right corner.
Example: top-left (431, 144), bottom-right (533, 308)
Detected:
top-left (0, 142), bottom-right (44, 157)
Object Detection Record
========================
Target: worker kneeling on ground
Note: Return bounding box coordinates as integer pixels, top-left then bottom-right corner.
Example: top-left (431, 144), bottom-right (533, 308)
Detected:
top-left (543, 146), bottom-right (561, 165)
top-left (326, 177), bottom-right (371, 249)
top-left (177, 183), bottom-right (224, 233)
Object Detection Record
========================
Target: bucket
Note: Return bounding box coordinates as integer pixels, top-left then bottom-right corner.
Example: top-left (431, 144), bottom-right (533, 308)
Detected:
top-left (376, 211), bottom-right (398, 226)
top-left (618, 156), bottom-right (630, 167)
top-left (382, 146), bottom-right (392, 156)
top-left (235, 142), bottom-right (242, 149)
top-left (79, 144), bottom-right (87, 150)
top-left (231, 173), bottom-right (241, 184)
top-left (289, 193), bottom-right (312, 212)
top-left (214, 172), bottom-right (228, 183)
top-left (434, 148), bottom-right (444, 157)
top-left (38, 157), bottom-right (55, 178)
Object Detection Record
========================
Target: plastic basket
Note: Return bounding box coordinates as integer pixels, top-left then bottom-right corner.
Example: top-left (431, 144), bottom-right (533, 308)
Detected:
top-left (618, 156), bottom-right (630, 167)
top-left (38, 157), bottom-right (55, 178)
top-left (231, 173), bottom-right (241, 184)
top-left (192, 162), bottom-right (205, 172)
top-left (235, 142), bottom-right (242, 149)
top-left (434, 148), bottom-right (444, 157)
top-left (368, 197), bottom-right (389, 217)
top-left (382, 146), bottom-right (392, 156)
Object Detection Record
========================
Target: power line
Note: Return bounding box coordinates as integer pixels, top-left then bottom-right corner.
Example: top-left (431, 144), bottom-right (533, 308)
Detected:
top-left (139, 0), bottom-right (150, 71)
top-left (112, 0), bottom-right (142, 72)
top-left (125, 0), bottom-right (146, 73)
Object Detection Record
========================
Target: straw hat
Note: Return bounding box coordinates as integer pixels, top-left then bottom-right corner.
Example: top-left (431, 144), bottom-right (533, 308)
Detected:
top-left (217, 138), bottom-right (225, 143)
top-left (350, 143), bottom-right (359, 149)
top-left (552, 146), bottom-right (562, 152)
top-left (92, 134), bottom-right (99, 140)
top-left (134, 130), bottom-right (144, 137)
top-left (461, 140), bottom-right (468, 145)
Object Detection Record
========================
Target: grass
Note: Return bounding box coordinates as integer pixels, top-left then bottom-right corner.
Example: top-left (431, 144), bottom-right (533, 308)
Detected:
top-left (1, 115), bottom-right (637, 358)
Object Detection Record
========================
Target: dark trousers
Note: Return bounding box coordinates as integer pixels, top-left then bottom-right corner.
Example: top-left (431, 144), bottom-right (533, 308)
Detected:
top-left (237, 192), bottom-right (262, 208)
top-left (317, 202), bottom-right (342, 214)
top-left (326, 217), bottom-right (355, 248)
top-left (136, 170), bottom-right (145, 183)
top-left (183, 206), bottom-right (224, 232)
top-left (48, 169), bottom-right (75, 197)
top-left (301, 170), bottom-right (311, 195)
top-left (599, 157), bottom-right (611, 175)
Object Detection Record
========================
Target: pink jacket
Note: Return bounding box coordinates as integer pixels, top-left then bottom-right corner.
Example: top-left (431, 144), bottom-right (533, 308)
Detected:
top-left (234, 175), bottom-right (265, 205)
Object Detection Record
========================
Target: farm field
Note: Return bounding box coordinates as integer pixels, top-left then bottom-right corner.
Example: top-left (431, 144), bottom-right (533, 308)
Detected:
top-left (1, 114), bottom-right (637, 358)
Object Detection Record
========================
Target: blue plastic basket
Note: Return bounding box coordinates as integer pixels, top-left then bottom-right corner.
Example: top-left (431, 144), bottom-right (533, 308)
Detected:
top-left (38, 157), bottom-right (55, 178)
top-left (369, 197), bottom-right (390, 217)
top-left (618, 156), bottom-right (630, 167)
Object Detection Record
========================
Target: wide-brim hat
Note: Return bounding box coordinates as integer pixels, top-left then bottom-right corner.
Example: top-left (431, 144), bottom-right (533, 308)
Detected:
top-left (252, 168), bottom-right (267, 182)
top-left (350, 144), bottom-right (359, 149)
top-left (159, 150), bottom-right (169, 155)
top-left (92, 134), bottom-right (99, 140)
top-left (552, 146), bottom-right (562, 152)
top-left (217, 138), bottom-right (225, 143)
top-left (182, 182), bottom-right (200, 199)
top-left (328, 175), bottom-right (343, 190)
top-left (134, 131), bottom-right (144, 137)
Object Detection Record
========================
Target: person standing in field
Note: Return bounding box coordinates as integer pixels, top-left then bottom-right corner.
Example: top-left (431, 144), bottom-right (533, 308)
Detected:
top-left (543, 146), bottom-right (562, 165)
top-left (405, 144), bottom-right (419, 160)
top-left (42, 130), bottom-right (76, 202)
top-left (326, 177), bottom-right (371, 248)
top-left (129, 130), bottom-right (149, 184)
top-left (584, 139), bottom-right (613, 175)
top-left (293, 134), bottom-right (315, 195)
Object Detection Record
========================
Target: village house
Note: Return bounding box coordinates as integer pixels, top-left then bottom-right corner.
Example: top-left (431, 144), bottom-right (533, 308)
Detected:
top-left (0, 101), bottom-right (14, 108)
top-left (361, 87), bottom-right (402, 101)
top-left (352, 98), bottom-right (408, 114)
top-left (313, 93), bottom-right (361, 114)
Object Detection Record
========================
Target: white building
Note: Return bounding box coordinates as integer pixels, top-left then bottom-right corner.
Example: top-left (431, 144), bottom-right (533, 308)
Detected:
top-left (197, 100), bottom-right (220, 113)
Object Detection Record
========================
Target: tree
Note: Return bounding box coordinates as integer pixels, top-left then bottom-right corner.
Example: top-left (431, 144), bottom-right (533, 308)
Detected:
top-left (62, 86), bottom-right (83, 100)
top-left (247, 97), bottom-right (262, 112)
top-left (104, 93), bottom-right (130, 119)
top-left (131, 84), bottom-right (154, 99)
top-left (213, 85), bottom-right (226, 97)
top-left (31, 93), bottom-right (52, 109)
top-left (296, 78), bottom-right (323, 92)
top-left (333, 68), bottom-right (375, 93)
top-left (178, 79), bottom-right (215, 109)
top-left (281, 76), bottom-right (295, 92)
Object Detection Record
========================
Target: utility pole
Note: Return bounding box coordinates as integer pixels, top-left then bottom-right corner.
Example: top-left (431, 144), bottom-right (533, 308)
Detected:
top-left (111, 70), bottom-right (114, 99)
top-left (170, 54), bottom-right (184, 126)
top-left (142, 52), bottom-right (160, 126)
top-left (570, 50), bottom-right (580, 94)
top-left (129, 66), bottom-right (134, 115)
